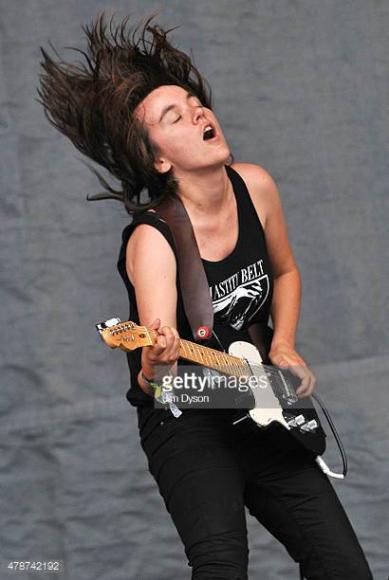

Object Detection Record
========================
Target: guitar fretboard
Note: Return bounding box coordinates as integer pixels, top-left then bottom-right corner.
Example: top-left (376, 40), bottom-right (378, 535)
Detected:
top-left (147, 330), bottom-right (250, 376)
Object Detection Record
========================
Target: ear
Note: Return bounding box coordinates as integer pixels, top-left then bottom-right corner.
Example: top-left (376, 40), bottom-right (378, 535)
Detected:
top-left (154, 157), bottom-right (172, 174)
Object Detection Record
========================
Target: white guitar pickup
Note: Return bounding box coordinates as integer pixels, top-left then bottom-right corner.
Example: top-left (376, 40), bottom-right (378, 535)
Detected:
top-left (300, 419), bottom-right (319, 432)
top-left (286, 414), bottom-right (306, 428)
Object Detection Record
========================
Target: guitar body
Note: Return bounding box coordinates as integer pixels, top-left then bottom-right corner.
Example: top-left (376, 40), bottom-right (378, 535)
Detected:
top-left (207, 324), bottom-right (326, 457)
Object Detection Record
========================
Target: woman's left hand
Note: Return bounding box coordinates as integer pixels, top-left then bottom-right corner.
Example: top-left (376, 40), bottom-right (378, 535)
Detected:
top-left (268, 342), bottom-right (316, 398)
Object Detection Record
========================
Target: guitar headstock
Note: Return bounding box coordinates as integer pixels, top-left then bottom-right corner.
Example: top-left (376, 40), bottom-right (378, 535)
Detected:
top-left (95, 318), bottom-right (155, 351)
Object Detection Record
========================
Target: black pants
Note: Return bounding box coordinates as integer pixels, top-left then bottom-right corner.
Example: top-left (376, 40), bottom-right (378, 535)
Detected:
top-left (138, 407), bottom-right (373, 580)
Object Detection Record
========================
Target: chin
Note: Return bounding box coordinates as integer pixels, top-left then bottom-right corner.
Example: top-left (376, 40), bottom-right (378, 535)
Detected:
top-left (213, 148), bottom-right (232, 166)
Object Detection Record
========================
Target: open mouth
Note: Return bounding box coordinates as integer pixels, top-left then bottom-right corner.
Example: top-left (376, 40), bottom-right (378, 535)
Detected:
top-left (202, 124), bottom-right (217, 141)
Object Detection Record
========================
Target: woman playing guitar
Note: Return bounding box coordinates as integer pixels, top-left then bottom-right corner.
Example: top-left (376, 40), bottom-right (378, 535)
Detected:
top-left (38, 12), bottom-right (373, 579)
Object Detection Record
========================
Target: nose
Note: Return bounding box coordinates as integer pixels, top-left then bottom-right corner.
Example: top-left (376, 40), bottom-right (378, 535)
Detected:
top-left (192, 104), bottom-right (206, 124)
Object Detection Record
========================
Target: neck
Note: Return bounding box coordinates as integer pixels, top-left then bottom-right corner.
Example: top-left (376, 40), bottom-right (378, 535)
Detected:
top-left (147, 328), bottom-right (250, 376)
top-left (175, 164), bottom-right (232, 216)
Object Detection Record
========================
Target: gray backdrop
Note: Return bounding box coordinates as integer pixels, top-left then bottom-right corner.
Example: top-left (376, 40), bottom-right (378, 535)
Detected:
top-left (0, 1), bottom-right (388, 578)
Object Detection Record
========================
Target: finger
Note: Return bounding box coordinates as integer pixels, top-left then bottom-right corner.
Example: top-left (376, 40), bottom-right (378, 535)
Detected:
top-left (149, 332), bottom-right (177, 364)
top-left (287, 364), bottom-right (309, 394)
top-left (271, 355), bottom-right (289, 368)
top-left (170, 327), bottom-right (180, 340)
top-left (147, 340), bottom-right (166, 359)
top-left (159, 325), bottom-right (177, 343)
top-left (158, 326), bottom-right (175, 349)
top-left (295, 375), bottom-right (310, 397)
top-left (169, 330), bottom-right (181, 359)
top-left (304, 372), bottom-right (316, 396)
top-left (287, 363), bottom-right (307, 380)
top-left (156, 335), bottom-right (167, 349)
top-left (159, 327), bottom-right (180, 362)
top-left (283, 354), bottom-right (306, 367)
top-left (151, 331), bottom-right (169, 351)
top-left (272, 353), bottom-right (305, 369)
top-left (278, 359), bottom-right (289, 368)
top-left (149, 318), bottom-right (161, 330)
top-left (296, 369), bottom-right (315, 397)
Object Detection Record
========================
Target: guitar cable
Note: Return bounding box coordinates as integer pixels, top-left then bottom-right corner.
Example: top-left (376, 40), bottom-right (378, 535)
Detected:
top-left (311, 391), bottom-right (348, 478)
top-left (211, 329), bottom-right (227, 353)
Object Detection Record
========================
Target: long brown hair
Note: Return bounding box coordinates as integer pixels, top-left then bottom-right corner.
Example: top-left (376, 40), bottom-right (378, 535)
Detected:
top-left (37, 11), bottom-right (213, 213)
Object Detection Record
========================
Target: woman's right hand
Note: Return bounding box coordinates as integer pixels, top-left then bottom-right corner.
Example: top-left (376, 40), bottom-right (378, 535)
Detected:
top-left (140, 318), bottom-right (181, 383)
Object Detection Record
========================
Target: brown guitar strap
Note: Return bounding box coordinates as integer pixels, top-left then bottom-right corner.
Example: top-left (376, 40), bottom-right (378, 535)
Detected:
top-left (155, 194), bottom-right (214, 341)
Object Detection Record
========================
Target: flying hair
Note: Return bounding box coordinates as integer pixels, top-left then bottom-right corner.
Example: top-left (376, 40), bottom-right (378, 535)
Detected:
top-left (37, 11), bottom-right (213, 213)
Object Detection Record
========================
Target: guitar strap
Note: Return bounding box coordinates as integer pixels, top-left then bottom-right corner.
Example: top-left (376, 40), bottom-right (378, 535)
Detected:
top-left (155, 194), bottom-right (214, 341)
top-left (155, 183), bottom-right (273, 361)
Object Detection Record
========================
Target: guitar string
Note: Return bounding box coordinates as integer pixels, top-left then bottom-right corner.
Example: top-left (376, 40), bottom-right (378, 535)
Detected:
top-left (116, 325), bottom-right (300, 401)
top-left (177, 337), bottom-right (299, 400)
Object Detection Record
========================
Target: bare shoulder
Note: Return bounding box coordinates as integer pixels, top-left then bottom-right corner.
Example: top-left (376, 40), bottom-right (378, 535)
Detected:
top-left (230, 161), bottom-right (275, 189)
top-left (230, 162), bottom-right (282, 229)
top-left (125, 217), bottom-right (176, 286)
top-left (126, 209), bottom-right (167, 254)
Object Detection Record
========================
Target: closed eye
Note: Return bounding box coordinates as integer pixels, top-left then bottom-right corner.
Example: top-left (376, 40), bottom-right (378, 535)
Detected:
top-left (173, 115), bottom-right (182, 123)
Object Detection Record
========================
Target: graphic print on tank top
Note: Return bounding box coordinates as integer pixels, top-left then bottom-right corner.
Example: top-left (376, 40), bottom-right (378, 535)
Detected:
top-left (209, 259), bottom-right (270, 330)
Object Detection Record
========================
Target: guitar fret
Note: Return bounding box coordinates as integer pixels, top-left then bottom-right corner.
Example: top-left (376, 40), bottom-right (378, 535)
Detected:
top-left (198, 349), bottom-right (205, 362)
top-left (222, 354), bottom-right (229, 373)
top-left (193, 344), bottom-right (199, 361)
top-left (233, 360), bottom-right (242, 376)
top-left (179, 339), bottom-right (249, 378)
top-left (180, 340), bottom-right (188, 358)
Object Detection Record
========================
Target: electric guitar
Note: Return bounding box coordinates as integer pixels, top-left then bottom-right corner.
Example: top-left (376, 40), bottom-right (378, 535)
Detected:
top-left (96, 318), bottom-right (326, 456)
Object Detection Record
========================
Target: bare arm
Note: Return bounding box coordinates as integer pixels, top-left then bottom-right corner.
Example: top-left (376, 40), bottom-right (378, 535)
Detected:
top-left (126, 223), bottom-right (180, 395)
top-left (254, 171), bottom-right (302, 350)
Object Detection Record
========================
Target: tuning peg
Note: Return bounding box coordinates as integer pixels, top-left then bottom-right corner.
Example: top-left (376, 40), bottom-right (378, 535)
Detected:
top-left (95, 317), bottom-right (122, 333)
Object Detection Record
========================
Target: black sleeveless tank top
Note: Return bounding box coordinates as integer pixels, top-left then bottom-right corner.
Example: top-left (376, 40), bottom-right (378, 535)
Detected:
top-left (117, 164), bottom-right (274, 407)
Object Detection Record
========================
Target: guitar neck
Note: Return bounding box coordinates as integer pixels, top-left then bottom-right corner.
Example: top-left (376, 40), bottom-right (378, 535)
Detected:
top-left (147, 329), bottom-right (250, 377)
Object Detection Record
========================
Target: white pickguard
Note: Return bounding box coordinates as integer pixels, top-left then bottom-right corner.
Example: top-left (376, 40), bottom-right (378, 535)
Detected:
top-left (228, 340), bottom-right (290, 430)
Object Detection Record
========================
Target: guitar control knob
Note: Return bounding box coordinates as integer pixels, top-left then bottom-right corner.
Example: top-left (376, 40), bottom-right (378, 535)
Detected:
top-left (300, 419), bottom-right (319, 432)
top-left (283, 394), bottom-right (299, 406)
